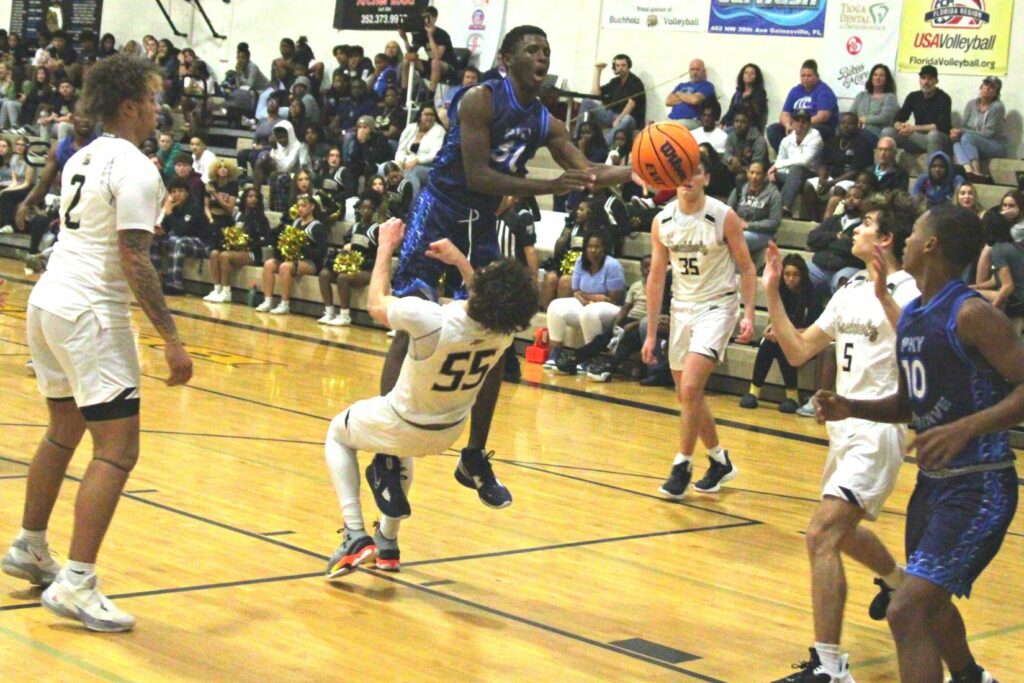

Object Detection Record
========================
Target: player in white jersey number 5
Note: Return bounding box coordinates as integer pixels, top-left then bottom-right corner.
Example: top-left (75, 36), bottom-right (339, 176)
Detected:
top-left (323, 218), bottom-right (537, 578)
top-left (643, 162), bottom-right (757, 499)
top-left (2, 56), bottom-right (193, 632)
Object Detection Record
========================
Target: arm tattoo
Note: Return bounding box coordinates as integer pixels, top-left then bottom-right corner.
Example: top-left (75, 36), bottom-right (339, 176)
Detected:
top-left (119, 229), bottom-right (181, 344)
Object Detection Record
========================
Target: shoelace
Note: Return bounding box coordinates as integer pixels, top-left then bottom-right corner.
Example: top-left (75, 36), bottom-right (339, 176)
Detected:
top-left (476, 451), bottom-right (496, 476)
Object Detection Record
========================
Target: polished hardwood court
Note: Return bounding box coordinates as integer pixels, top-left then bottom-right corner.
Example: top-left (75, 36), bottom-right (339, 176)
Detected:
top-left (1, 260), bottom-right (1021, 682)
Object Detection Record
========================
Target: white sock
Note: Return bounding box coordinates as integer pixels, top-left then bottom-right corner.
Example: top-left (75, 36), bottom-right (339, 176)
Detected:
top-left (324, 305), bottom-right (336, 317)
top-left (325, 421), bottom-right (364, 531)
top-left (672, 452), bottom-right (692, 466)
top-left (707, 444), bottom-right (727, 464)
top-left (339, 308), bottom-right (350, 317)
top-left (18, 528), bottom-right (47, 546)
top-left (379, 457), bottom-right (414, 539)
top-left (883, 565), bottom-right (905, 588)
top-left (814, 642), bottom-right (841, 674)
top-left (65, 560), bottom-right (96, 585)
top-left (212, 284), bottom-right (223, 294)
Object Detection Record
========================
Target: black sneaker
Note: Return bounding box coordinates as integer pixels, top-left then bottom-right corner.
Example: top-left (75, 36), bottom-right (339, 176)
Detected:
top-left (454, 448), bottom-right (512, 508)
top-left (555, 356), bottom-right (578, 375)
top-left (365, 454), bottom-right (410, 519)
top-left (693, 452), bottom-right (738, 493)
top-left (658, 461), bottom-right (692, 500)
top-left (776, 648), bottom-right (820, 682)
top-left (869, 577), bottom-right (894, 621)
top-left (739, 393), bottom-right (758, 409)
top-left (779, 398), bottom-right (800, 414)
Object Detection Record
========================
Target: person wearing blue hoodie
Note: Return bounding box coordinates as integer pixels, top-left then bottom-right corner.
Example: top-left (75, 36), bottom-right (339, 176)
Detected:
top-left (912, 151), bottom-right (963, 208)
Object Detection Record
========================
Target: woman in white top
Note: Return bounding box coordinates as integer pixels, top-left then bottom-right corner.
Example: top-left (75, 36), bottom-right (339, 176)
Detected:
top-left (393, 104), bottom-right (446, 197)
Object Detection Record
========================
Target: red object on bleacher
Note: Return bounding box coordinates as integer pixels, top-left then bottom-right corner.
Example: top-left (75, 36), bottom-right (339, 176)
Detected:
top-left (524, 327), bottom-right (550, 364)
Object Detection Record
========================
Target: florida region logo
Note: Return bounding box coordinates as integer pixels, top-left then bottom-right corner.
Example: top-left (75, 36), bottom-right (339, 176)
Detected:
top-left (924, 0), bottom-right (990, 29)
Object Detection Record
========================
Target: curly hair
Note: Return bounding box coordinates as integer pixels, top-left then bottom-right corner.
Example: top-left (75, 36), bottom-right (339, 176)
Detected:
top-left (466, 259), bottom-right (538, 335)
top-left (861, 190), bottom-right (921, 261)
top-left (79, 54), bottom-right (161, 125)
top-left (207, 158), bottom-right (239, 185)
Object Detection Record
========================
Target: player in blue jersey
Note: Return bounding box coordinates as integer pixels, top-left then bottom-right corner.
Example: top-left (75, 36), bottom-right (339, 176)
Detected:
top-left (368, 25), bottom-right (634, 518)
top-left (815, 204), bottom-right (1020, 683)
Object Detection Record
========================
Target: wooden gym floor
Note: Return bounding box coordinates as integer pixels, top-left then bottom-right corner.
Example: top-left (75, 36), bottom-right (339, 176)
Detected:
top-left (0, 259), bottom-right (1021, 682)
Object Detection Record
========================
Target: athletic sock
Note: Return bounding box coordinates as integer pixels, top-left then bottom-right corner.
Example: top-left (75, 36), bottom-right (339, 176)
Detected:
top-left (17, 528), bottom-right (47, 546)
top-left (339, 308), bottom-right (350, 317)
top-left (707, 444), bottom-right (727, 464)
top-left (65, 560), bottom-right (96, 585)
top-left (882, 565), bottom-right (905, 589)
top-left (212, 284), bottom-right (223, 294)
top-left (747, 383), bottom-right (762, 398)
top-left (324, 305), bottom-right (336, 317)
top-left (325, 428), bottom-right (364, 531)
top-left (950, 660), bottom-right (984, 683)
top-left (814, 642), bottom-right (841, 674)
top-left (786, 388), bottom-right (800, 401)
top-left (672, 452), bottom-right (692, 466)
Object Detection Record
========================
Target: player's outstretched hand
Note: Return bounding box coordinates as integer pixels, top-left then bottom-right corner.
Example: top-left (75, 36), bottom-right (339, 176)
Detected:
top-left (870, 244), bottom-right (890, 303)
top-left (811, 390), bottom-right (849, 424)
top-left (164, 341), bottom-right (193, 387)
top-left (761, 241), bottom-right (781, 291)
top-left (377, 217), bottom-right (406, 253)
top-left (912, 422), bottom-right (971, 471)
top-left (425, 238), bottom-right (465, 266)
top-left (551, 169), bottom-right (596, 196)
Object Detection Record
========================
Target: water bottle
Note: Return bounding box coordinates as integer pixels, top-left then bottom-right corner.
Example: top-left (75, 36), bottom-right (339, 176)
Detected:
top-left (247, 283), bottom-right (262, 307)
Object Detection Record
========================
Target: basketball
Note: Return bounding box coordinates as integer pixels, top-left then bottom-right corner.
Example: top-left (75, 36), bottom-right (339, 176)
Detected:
top-left (631, 121), bottom-right (701, 190)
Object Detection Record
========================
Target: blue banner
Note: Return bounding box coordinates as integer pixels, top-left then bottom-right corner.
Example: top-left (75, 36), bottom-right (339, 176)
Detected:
top-left (708, 0), bottom-right (827, 38)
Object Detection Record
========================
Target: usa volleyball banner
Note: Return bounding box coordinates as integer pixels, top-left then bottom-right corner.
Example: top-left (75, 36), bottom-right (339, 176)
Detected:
top-left (444, 0), bottom-right (507, 70)
top-left (708, 0), bottom-right (827, 38)
top-left (824, 0), bottom-right (902, 98)
top-left (897, 0), bottom-right (1013, 76)
top-left (601, 0), bottom-right (710, 33)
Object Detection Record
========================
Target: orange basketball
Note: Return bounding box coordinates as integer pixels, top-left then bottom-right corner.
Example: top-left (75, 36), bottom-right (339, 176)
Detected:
top-left (631, 121), bottom-right (701, 190)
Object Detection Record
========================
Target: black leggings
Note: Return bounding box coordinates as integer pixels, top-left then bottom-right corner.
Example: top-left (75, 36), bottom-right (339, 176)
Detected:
top-left (0, 187), bottom-right (29, 227)
top-left (752, 340), bottom-right (797, 389)
top-left (29, 216), bottom-right (56, 254)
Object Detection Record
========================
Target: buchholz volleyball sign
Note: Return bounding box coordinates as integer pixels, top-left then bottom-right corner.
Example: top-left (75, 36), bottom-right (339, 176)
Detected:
top-left (824, 1), bottom-right (902, 98)
top-left (897, 0), bottom-right (1013, 76)
top-left (601, 0), bottom-right (709, 32)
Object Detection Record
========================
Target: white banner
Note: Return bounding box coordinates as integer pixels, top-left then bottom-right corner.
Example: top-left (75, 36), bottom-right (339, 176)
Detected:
top-left (824, 0), bottom-right (903, 98)
top-left (444, 0), bottom-right (508, 71)
top-left (601, 0), bottom-right (710, 32)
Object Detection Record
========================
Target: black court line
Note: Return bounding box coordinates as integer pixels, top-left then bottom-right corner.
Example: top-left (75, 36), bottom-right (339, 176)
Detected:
top-left (402, 520), bottom-right (758, 568)
top-left (124, 489), bottom-right (159, 494)
top-left (0, 474), bottom-right (27, 480)
top-left (261, 531), bottom-right (296, 537)
top-left (419, 579), bottom-right (455, 587)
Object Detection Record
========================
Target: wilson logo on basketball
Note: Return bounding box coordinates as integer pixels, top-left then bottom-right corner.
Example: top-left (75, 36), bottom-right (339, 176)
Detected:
top-left (659, 141), bottom-right (687, 179)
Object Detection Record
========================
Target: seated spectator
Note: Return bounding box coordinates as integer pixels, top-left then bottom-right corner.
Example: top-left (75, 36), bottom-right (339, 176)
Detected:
top-left (375, 84), bottom-right (406, 145)
top-left (287, 98), bottom-right (310, 139)
top-left (738, 253), bottom-right (818, 413)
top-left (766, 60), bottom-right (838, 152)
top-left (700, 143), bottom-right (735, 199)
top-left (606, 128), bottom-right (632, 168)
top-left (181, 59), bottom-right (214, 136)
top-left (317, 146), bottom-right (347, 221)
top-left (881, 65), bottom-right (951, 156)
top-left (99, 33), bottom-right (118, 59)
top-left (339, 78), bottom-right (377, 134)
top-left (821, 169), bottom-right (878, 221)
top-left (724, 109), bottom-right (768, 189)
top-left (238, 94), bottom-right (285, 178)
top-left (368, 51), bottom-right (398, 101)
top-left (541, 198), bottom-right (611, 308)
top-left (803, 111), bottom-right (875, 220)
top-left (342, 115), bottom-right (393, 199)
top-left (290, 169), bottom-right (339, 228)
top-left (394, 104), bottom-right (445, 196)
top-left (204, 158), bottom-right (239, 230)
top-left (911, 151), bottom-right (963, 208)
top-left (767, 109), bottom-right (822, 217)
top-left (999, 190), bottom-right (1024, 243)
top-left (956, 182), bottom-right (985, 217)
top-left (690, 102), bottom-right (728, 155)
top-left (291, 76), bottom-right (320, 125)
top-left (728, 161), bottom-right (781, 257)
top-left (870, 136), bottom-right (909, 192)
top-left (204, 187), bottom-right (271, 303)
top-left (437, 66), bottom-right (479, 128)
top-left (721, 63), bottom-right (768, 132)
top-left (805, 184), bottom-right (866, 300)
top-left (252, 119), bottom-right (301, 196)
top-left (155, 131), bottom-right (184, 181)
top-left (382, 161), bottom-right (415, 220)
top-left (542, 231), bottom-right (626, 373)
top-left (0, 137), bottom-right (35, 231)
top-left (4, 65), bottom-right (51, 130)
top-left (224, 42), bottom-right (268, 123)
top-left (665, 58), bottom-right (715, 130)
top-left (399, 6), bottom-right (457, 99)
top-left (171, 152), bottom-right (205, 202)
top-left (318, 191), bottom-right (380, 326)
top-left (156, 178), bottom-right (212, 295)
top-left (850, 64), bottom-right (898, 142)
top-left (190, 136), bottom-right (216, 183)
top-left (577, 54), bottom-right (645, 145)
top-left (952, 76), bottom-right (1007, 184)
top-left (40, 79), bottom-right (76, 142)
top-left (973, 193), bottom-right (1024, 283)
top-left (973, 208), bottom-right (1024, 317)
top-left (0, 63), bottom-right (16, 116)
top-left (299, 124), bottom-right (329, 175)
top-left (345, 44), bottom-right (374, 83)
top-left (256, 194), bottom-right (328, 315)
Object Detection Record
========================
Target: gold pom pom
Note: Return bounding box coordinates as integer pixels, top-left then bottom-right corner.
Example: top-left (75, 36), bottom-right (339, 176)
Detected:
top-left (222, 226), bottom-right (249, 251)
top-left (332, 250), bottom-right (365, 274)
top-left (288, 204), bottom-right (299, 220)
top-left (277, 225), bottom-right (310, 262)
top-left (560, 249), bottom-right (581, 276)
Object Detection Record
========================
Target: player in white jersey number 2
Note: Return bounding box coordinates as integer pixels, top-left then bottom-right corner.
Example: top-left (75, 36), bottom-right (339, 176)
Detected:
top-left (323, 218), bottom-right (537, 578)
top-left (643, 162), bottom-right (758, 499)
top-left (763, 191), bottom-right (920, 682)
top-left (2, 56), bottom-right (193, 632)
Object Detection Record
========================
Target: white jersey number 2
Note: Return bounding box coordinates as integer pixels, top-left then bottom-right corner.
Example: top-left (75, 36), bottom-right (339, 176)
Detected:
top-left (63, 173), bottom-right (87, 230)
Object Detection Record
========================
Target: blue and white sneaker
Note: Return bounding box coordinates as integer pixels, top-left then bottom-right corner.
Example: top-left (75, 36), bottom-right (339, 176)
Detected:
top-left (41, 571), bottom-right (135, 632)
top-left (454, 448), bottom-right (512, 509)
top-left (365, 454), bottom-right (411, 519)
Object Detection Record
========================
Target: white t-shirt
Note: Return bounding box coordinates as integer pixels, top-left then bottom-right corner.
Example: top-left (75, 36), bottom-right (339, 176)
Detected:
top-left (387, 298), bottom-right (513, 426)
top-left (29, 135), bottom-right (164, 328)
top-left (656, 196), bottom-right (737, 304)
top-left (690, 126), bottom-right (728, 155)
top-left (814, 270), bottom-right (919, 400)
top-left (192, 148), bottom-right (217, 183)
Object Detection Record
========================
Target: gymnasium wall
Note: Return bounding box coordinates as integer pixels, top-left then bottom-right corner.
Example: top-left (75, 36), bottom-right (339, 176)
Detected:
top-left (3, 0), bottom-right (1022, 155)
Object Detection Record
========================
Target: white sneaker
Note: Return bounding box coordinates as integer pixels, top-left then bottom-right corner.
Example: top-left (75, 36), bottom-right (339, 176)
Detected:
top-left (2, 538), bottom-right (61, 586)
top-left (270, 301), bottom-right (290, 315)
top-left (796, 398), bottom-right (816, 418)
top-left (202, 287), bottom-right (222, 302)
top-left (542, 357), bottom-right (558, 370)
top-left (945, 672), bottom-right (995, 683)
top-left (216, 287), bottom-right (233, 303)
top-left (42, 571), bottom-right (135, 632)
top-left (0, 225), bottom-right (14, 234)
top-left (327, 312), bottom-right (351, 326)
top-left (317, 311), bottom-right (336, 324)
top-left (386, 329), bottom-right (397, 337)
top-left (255, 299), bottom-right (274, 312)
